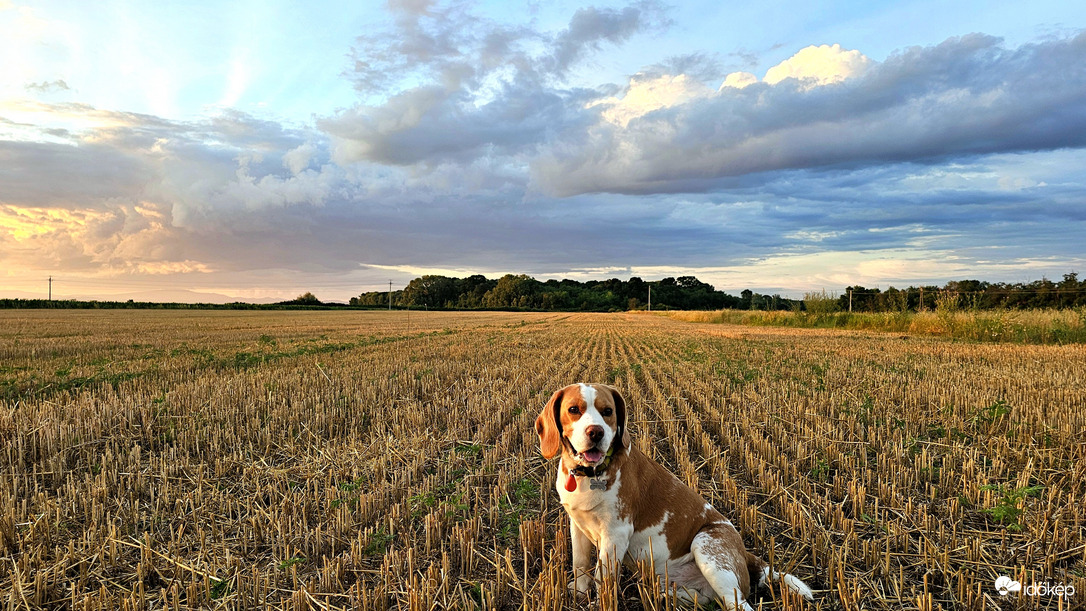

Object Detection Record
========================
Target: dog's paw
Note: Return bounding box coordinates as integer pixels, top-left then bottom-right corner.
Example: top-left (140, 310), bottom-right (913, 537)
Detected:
top-left (568, 576), bottom-right (595, 597)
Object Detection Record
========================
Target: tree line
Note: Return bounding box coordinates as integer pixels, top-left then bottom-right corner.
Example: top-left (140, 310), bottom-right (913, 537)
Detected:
top-left (840, 273), bottom-right (1086, 312)
top-left (351, 274), bottom-right (797, 311)
top-left (352, 272), bottom-right (1086, 312)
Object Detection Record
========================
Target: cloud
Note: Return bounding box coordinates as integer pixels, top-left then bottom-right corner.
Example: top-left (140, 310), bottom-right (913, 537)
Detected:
top-left (762, 43), bottom-right (872, 86)
top-left (25, 79), bottom-right (70, 93)
top-left (718, 43), bottom-right (871, 91)
top-left (547, 5), bottom-right (664, 78)
top-left (720, 71), bottom-right (757, 89)
top-left (322, 1), bottom-right (666, 166)
top-left (0, 103), bottom-right (370, 280)
top-left (533, 32), bottom-right (1086, 196)
top-left (592, 73), bottom-right (711, 127)
top-left (282, 142), bottom-right (317, 175)
top-left (589, 44), bottom-right (871, 128)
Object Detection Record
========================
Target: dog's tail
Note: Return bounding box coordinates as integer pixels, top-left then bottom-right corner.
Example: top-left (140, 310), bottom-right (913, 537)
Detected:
top-left (747, 555), bottom-right (815, 601)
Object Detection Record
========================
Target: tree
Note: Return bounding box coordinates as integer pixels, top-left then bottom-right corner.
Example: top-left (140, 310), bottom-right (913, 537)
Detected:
top-left (803, 289), bottom-right (838, 314)
top-left (483, 274), bottom-right (537, 308)
top-left (403, 275), bottom-right (457, 308)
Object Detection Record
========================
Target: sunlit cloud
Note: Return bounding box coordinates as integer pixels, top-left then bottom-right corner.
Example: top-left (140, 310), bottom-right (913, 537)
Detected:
top-left (592, 73), bottom-right (711, 127)
top-left (763, 43), bottom-right (871, 86)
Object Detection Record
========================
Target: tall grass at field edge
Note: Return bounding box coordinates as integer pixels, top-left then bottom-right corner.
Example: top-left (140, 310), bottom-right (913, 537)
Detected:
top-left (655, 307), bottom-right (1086, 344)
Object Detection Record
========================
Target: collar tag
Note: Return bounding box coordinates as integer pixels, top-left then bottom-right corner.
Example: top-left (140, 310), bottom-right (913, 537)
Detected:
top-left (589, 477), bottom-right (607, 491)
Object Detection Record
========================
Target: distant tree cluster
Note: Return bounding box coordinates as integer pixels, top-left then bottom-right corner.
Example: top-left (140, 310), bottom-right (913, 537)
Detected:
top-left (840, 273), bottom-right (1086, 312)
top-left (349, 274), bottom-right (791, 312)
top-left (278, 292), bottom-right (323, 306)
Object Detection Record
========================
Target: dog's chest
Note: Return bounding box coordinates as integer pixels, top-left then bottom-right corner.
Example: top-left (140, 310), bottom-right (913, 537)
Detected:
top-left (557, 469), bottom-right (628, 539)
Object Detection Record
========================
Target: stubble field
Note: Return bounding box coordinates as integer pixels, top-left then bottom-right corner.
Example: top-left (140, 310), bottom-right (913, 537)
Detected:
top-left (1, 310), bottom-right (1083, 610)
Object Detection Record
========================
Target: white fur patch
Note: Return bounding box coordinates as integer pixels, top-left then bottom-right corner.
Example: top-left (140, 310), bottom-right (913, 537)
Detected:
top-left (759, 565), bottom-right (814, 601)
top-left (578, 383), bottom-right (597, 408)
top-left (568, 383), bottom-right (615, 456)
top-left (626, 511), bottom-right (671, 566)
top-left (690, 530), bottom-right (758, 610)
top-left (783, 574), bottom-right (815, 600)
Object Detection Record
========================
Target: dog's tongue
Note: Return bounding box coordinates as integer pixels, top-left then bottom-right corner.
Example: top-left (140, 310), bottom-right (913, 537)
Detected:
top-left (584, 449), bottom-right (604, 463)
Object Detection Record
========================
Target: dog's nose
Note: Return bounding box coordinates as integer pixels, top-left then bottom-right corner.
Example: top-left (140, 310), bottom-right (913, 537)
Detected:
top-left (586, 425), bottom-right (604, 442)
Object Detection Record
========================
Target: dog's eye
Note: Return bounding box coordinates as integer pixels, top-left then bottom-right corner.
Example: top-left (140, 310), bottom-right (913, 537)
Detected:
top-left (601, 408), bottom-right (613, 417)
top-left (567, 405), bottom-right (580, 414)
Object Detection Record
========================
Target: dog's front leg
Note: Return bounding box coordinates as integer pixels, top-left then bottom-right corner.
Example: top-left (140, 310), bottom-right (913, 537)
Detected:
top-left (569, 521), bottom-right (595, 595)
top-left (595, 530), bottom-right (631, 595)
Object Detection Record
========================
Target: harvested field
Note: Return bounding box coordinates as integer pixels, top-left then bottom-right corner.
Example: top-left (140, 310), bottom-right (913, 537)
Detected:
top-left (1, 310), bottom-right (1084, 610)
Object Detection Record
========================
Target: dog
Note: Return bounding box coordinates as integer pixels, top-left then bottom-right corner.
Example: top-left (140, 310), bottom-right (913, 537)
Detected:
top-left (535, 383), bottom-right (815, 609)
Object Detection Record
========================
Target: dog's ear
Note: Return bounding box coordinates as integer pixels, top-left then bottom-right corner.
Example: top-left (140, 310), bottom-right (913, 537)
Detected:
top-left (535, 387), bottom-right (565, 459)
top-left (603, 384), bottom-right (631, 450)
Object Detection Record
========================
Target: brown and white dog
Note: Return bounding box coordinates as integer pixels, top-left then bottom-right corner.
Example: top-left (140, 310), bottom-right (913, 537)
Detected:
top-left (535, 383), bottom-right (815, 610)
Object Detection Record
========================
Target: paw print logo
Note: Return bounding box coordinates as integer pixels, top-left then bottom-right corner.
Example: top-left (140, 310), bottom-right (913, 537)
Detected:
top-left (995, 576), bottom-right (1022, 596)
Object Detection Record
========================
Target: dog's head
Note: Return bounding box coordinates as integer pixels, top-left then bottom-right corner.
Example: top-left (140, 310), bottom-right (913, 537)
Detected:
top-left (535, 383), bottom-right (630, 466)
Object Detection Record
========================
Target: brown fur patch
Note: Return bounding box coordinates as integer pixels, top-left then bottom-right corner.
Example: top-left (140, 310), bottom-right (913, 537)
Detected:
top-left (612, 446), bottom-right (732, 560)
top-left (696, 523), bottom-right (753, 597)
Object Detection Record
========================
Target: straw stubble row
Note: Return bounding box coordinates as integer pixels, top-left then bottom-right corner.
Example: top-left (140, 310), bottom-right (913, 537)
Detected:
top-left (1, 310), bottom-right (1083, 609)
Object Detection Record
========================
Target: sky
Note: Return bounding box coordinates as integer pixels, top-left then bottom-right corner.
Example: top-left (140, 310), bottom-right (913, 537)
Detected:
top-left (2, 0), bottom-right (1086, 303)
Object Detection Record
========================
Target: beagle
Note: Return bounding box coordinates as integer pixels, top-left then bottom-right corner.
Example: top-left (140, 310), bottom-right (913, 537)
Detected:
top-left (535, 383), bottom-right (815, 609)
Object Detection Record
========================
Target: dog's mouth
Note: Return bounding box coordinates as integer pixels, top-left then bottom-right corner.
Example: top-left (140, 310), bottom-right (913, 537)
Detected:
top-left (572, 446), bottom-right (605, 465)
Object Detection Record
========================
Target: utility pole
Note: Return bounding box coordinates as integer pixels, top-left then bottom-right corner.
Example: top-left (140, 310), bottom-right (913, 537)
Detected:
top-left (848, 288), bottom-right (852, 312)
top-left (388, 280), bottom-right (392, 310)
top-left (48, 276), bottom-right (52, 301)
top-left (648, 284), bottom-right (651, 311)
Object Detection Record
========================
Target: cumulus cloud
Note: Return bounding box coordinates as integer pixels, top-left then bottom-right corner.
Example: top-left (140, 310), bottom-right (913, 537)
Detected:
top-left (720, 71), bottom-right (758, 89)
top-left (762, 43), bottom-right (871, 86)
top-left (533, 32), bottom-right (1086, 196)
top-left (282, 142), bottom-right (316, 175)
top-left (591, 73), bottom-right (711, 127)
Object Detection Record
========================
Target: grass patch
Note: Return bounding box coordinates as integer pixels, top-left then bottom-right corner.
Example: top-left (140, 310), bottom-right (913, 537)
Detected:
top-left (659, 307), bottom-right (1086, 344)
